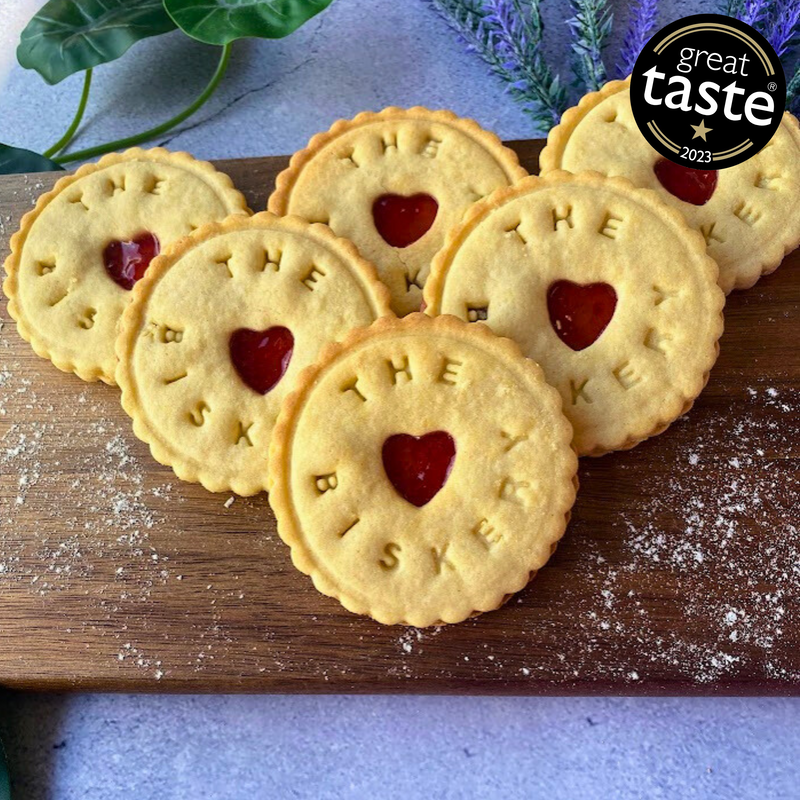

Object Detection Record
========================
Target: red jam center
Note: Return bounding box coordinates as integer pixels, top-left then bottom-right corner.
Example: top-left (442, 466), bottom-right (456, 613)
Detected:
top-left (547, 280), bottom-right (617, 351)
top-left (372, 193), bottom-right (438, 248)
top-left (654, 158), bottom-right (718, 205)
top-left (229, 326), bottom-right (294, 395)
top-left (382, 431), bottom-right (456, 507)
top-left (103, 232), bottom-right (160, 291)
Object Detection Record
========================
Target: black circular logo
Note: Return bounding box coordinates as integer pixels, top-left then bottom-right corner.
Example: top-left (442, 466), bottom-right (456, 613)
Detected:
top-left (630, 14), bottom-right (785, 169)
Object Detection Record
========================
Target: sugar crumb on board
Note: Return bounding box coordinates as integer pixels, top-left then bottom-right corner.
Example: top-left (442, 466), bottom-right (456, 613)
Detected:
top-left (396, 626), bottom-right (443, 656)
top-left (388, 381), bottom-right (797, 687)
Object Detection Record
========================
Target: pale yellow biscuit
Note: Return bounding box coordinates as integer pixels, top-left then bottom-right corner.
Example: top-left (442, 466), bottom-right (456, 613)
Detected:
top-left (268, 313), bottom-right (578, 626)
top-left (425, 171), bottom-right (725, 456)
top-left (268, 107), bottom-right (528, 315)
top-left (3, 148), bottom-right (250, 383)
top-left (116, 212), bottom-right (392, 496)
top-left (539, 78), bottom-right (800, 293)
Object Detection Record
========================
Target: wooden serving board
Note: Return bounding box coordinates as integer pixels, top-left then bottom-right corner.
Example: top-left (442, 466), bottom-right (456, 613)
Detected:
top-left (0, 141), bottom-right (798, 694)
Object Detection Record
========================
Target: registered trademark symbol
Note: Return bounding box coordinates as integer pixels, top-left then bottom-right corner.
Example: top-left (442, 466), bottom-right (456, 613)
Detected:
top-left (768, 81), bottom-right (778, 91)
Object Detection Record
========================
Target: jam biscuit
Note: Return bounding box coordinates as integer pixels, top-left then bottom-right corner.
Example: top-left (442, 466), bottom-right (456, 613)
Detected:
top-left (3, 148), bottom-right (249, 383)
top-left (425, 171), bottom-right (725, 456)
top-left (268, 107), bottom-right (527, 315)
top-left (539, 78), bottom-right (800, 293)
top-left (116, 212), bottom-right (392, 495)
top-left (268, 313), bottom-right (577, 626)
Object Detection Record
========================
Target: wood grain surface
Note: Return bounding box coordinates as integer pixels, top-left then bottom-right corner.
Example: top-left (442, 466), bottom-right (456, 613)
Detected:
top-left (0, 140), bottom-right (798, 694)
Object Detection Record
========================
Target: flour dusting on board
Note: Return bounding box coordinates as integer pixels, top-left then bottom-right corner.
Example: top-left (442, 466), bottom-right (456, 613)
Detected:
top-left (0, 310), bottom-right (177, 680)
top-left (561, 385), bottom-right (800, 685)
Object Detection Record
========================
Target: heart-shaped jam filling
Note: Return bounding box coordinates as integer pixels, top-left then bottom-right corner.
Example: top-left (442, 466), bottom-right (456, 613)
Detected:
top-left (373, 193), bottom-right (438, 248)
top-left (229, 326), bottom-right (294, 395)
top-left (103, 232), bottom-right (160, 290)
top-left (547, 280), bottom-right (617, 351)
top-left (382, 431), bottom-right (455, 507)
top-left (654, 158), bottom-right (718, 205)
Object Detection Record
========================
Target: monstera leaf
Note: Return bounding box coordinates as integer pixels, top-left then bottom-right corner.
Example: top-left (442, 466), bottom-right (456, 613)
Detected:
top-left (164, 0), bottom-right (335, 45)
top-left (0, 144), bottom-right (65, 175)
top-left (18, 0), bottom-right (176, 84)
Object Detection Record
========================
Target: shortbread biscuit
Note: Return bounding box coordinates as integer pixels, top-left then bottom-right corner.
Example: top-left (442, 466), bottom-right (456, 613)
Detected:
top-left (269, 313), bottom-right (578, 626)
top-left (116, 213), bottom-right (392, 495)
top-left (269, 107), bottom-right (527, 315)
top-left (540, 78), bottom-right (800, 293)
top-left (3, 148), bottom-right (249, 383)
top-left (425, 171), bottom-right (725, 456)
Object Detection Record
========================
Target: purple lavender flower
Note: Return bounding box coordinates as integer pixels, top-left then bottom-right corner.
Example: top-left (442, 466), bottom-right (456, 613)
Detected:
top-left (426, 0), bottom-right (566, 130)
top-left (766, 0), bottom-right (800, 57)
top-left (484, 0), bottom-right (567, 126)
top-left (616, 0), bottom-right (658, 78)
top-left (424, 0), bottom-right (800, 129)
top-left (737, 0), bottom-right (771, 30)
top-left (567, 0), bottom-right (613, 92)
top-left (483, 0), bottom-right (529, 72)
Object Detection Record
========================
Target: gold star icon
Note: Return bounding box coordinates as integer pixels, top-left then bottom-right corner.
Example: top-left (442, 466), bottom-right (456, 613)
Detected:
top-left (690, 119), bottom-right (713, 141)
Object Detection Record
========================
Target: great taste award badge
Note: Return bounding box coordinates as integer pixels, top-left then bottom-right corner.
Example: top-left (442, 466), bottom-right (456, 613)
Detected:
top-left (630, 14), bottom-right (786, 169)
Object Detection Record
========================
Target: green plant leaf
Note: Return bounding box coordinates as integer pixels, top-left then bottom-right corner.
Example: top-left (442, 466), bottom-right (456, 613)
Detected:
top-left (0, 144), bottom-right (66, 175)
top-left (164, 0), bottom-right (334, 45)
top-left (17, 0), bottom-right (176, 85)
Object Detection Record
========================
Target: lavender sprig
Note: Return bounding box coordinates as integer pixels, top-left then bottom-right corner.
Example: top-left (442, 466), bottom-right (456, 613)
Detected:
top-left (721, 0), bottom-right (745, 17)
top-left (425, 0), bottom-right (489, 43)
top-left (424, 0), bottom-right (800, 133)
top-left (615, 0), bottom-right (658, 78)
top-left (737, 0), bottom-right (772, 30)
top-left (426, 0), bottom-right (567, 130)
top-left (567, 0), bottom-right (613, 92)
top-left (766, 0), bottom-right (800, 57)
top-left (483, 0), bottom-right (567, 127)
